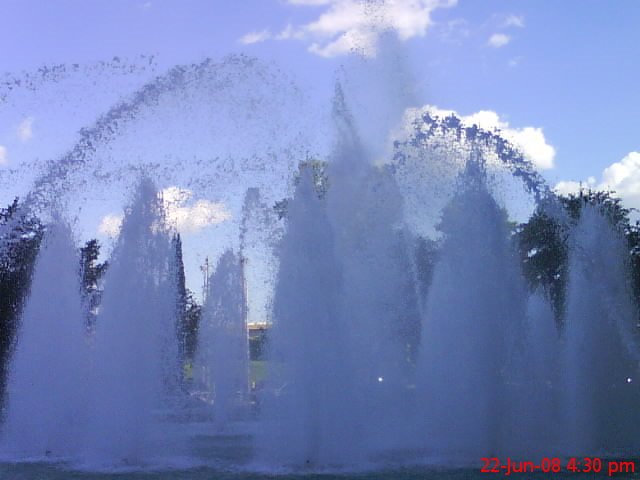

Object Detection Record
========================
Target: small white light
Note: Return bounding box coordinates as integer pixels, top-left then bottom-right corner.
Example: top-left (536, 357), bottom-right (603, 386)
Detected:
top-left (627, 377), bottom-right (633, 384)
top-left (378, 377), bottom-right (384, 383)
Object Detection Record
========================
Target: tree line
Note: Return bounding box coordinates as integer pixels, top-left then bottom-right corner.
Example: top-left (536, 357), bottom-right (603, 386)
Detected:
top-left (1, 188), bottom-right (639, 399)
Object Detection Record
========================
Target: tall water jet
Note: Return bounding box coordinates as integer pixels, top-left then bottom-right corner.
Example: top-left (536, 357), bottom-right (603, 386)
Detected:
top-left (507, 291), bottom-right (559, 456)
top-left (197, 249), bottom-right (248, 425)
top-left (83, 179), bottom-right (182, 464)
top-left (326, 85), bottom-right (419, 454)
top-left (560, 204), bottom-right (640, 455)
top-left (2, 219), bottom-right (87, 458)
top-left (416, 161), bottom-right (526, 459)
top-left (259, 166), bottom-right (361, 467)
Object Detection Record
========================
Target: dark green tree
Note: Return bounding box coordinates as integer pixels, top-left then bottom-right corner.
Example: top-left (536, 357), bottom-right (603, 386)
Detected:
top-left (560, 189), bottom-right (631, 228)
top-left (172, 234), bottom-right (187, 357)
top-left (183, 290), bottom-right (201, 362)
top-left (0, 199), bottom-right (43, 404)
top-left (171, 234), bottom-right (200, 370)
top-left (413, 236), bottom-right (439, 307)
top-left (79, 239), bottom-right (108, 329)
top-left (516, 189), bottom-right (639, 329)
top-left (516, 210), bottom-right (568, 327)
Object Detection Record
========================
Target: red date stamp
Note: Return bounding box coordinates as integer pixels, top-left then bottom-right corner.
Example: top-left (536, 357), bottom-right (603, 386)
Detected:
top-left (480, 457), bottom-right (636, 476)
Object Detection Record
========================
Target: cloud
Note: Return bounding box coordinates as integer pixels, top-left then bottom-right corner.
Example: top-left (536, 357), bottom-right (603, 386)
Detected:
top-left (488, 33), bottom-right (510, 48)
top-left (17, 116), bottom-right (34, 142)
top-left (508, 56), bottom-right (523, 68)
top-left (98, 214), bottom-right (123, 238)
top-left (437, 18), bottom-right (470, 43)
top-left (503, 14), bottom-right (524, 28)
top-left (424, 107), bottom-right (556, 170)
top-left (239, 29), bottom-right (272, 45)
top-left (555, 152), bottom-right (640, 208)
top-left (98, 187), bottom-right (231, 238)
top-left (276, 23), bottom-right (298, 40)
top-left (241, 0), bottom-right (457, 57)
top-left (503, 127), bottom-right (555, 170)
top-left (600, 151), bottom-right (640, 194)
top-left (0, 146), bottom-right (7, 166)
top-left (554, 178), bottom-right (597, 196)
top-left (161, 187), bottom-right (231, 233)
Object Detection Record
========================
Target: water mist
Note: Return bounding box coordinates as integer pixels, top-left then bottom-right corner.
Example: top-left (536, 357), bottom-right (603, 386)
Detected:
top-left (197, 249), bottom-right (249, 425)
top-left (416, 163), bottom-right (527, 459)
top-left (2, 220), bottom-right (87, 459)
top-left (82, 179), bottom-right (182, 465)
top-left (560, 205), bottom-right (640, 455)
top-left (259, 167), bottom-right (361, 467)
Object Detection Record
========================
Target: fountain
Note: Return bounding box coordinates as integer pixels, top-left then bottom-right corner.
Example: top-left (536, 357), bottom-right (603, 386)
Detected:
top-left (82, 178), bottom-right (182, 465)
top-left (2, 219), bottom-right (88, 459)
top-left (416, 161), bottom-right (528, 459)
top-left (197, 249), bottom-right (249, 425)
top-left (0, 48), bottom-right (639, 479)
top-left (560, 204), bottom-right (640, 455)
top-left (259, 166), bottom-right (361, 467)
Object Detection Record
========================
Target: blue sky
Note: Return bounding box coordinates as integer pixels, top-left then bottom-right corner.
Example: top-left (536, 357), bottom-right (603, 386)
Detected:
top-left (1, 0), bottom-right (639, 307)
top-left (2, 1), bottom-right (639, 193)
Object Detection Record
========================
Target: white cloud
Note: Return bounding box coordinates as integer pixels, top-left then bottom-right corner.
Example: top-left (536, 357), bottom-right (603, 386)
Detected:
top-left (554, 178), bottom-right (596, 196)
top-left (98, 214), bottom-right (123, 238)
top-left (505, 127), bottom-right (555, 170)
top-left (239, 29), bottom-right (272, 45)
top-left (242, 0), bottom-right (457, 57)
top-left (17, 116), bottom-right (34, 142)
top-left (99, 187), bottom-right (231, 238)
top-left (0, 146), bottom-right (7, 166)
top-left (161, 187), bottom-right (231, 233)
top-left (508, 56), bottom-right (523, 68)
top-left (424, 107), bottom-right (556, 170)
top-left (503, 14), bottom-right (524, 28)
top-left (488, 33), bottom-right (510, 48)
top-left (437, 18), bottom-right (470, 43)
top-left (276, 23), bottom-right (299, 40)
top-left (600, 152), bottom-right (640, 194)
top-left (555, 152), bottom-right (640, 208)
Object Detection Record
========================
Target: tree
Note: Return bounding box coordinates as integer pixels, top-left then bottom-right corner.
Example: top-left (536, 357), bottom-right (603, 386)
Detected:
top-left (182, 290), bottom-right (200, 363)
top-left (516, 188), bottom-right (640, 329)
top-left (0, 199), bottom-right (43, 404)
top-left (516, 210), bottom-right (568, 327)
top-left (171, 233), bottom-right (200, 370)
top-left (79, 239), bottom-right (108, 329)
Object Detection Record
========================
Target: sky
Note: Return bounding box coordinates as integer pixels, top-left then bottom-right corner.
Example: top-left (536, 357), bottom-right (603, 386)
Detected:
top-left (1, 0), bottom-right (639, 306)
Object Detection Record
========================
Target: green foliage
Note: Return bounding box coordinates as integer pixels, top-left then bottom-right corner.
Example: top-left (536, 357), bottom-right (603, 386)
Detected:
top-left (560, 189), bottom-right (631, 229)
top-left (172, 234), bottom-right (200, 364)
top-left (182, 290), bottom-right (201, 362)
top-left (414, 236), bottom-right (439, 304)
top-left (516, 210), bottom-right (568, 327)
top-left (80, 239), bottom-right (108, 292)
top-left (516, 189), bottom-right (640, 330)
top-left (0, 199), bottom-right (43, 404)
top-left (79, 238), bottom-right (108, 329)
